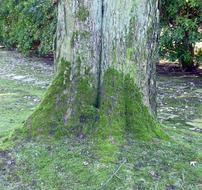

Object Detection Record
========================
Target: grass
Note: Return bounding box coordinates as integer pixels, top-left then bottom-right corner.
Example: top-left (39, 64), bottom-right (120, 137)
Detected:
top-left (0, 79), bottom-right (45, 142)
top-left (1, 131), bottom-right (201, 190)
top-left (0, 50), bottom-right (53, 148)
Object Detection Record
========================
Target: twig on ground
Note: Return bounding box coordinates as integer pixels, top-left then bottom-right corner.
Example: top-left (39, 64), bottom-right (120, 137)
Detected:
top-left (96, 158), bottom-right (127, 190)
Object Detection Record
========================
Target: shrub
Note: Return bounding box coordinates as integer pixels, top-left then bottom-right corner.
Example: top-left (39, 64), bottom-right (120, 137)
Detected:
top-left (160, 0), bottom-right (202, 71)
top-left (0, 0), bottom-right (56, 55)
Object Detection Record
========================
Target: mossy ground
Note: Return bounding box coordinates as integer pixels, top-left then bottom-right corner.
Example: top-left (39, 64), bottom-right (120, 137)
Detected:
top-left (0, 51), bottom-right (202, 189)
top-left (1, 133), bottom-right (201, 190)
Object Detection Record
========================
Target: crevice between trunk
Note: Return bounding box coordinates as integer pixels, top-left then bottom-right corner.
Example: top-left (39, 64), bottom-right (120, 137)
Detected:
top-left (95, 0), bottom-right (104, 108)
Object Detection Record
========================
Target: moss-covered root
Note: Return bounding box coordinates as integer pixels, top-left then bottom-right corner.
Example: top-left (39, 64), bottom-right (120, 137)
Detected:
top-left (92, 69), bottom-right (168, 161)
top-left (21, 59), bottom-right (72, 137)
top-left (15, 59), bottom-right (98, 139)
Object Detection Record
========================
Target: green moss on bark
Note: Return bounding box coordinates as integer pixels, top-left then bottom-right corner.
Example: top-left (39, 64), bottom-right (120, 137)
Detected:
top-left (124, 75), bottom-right (167, 140)
top-left (76, 6), bottom-right (89, 22)
top-left (71, 31), bottom-right (91, 48)
top-left (22, 59), bottom-right (71, 137)
top-left (18, 58), bottom-right (98, 139)
top-left (91, 69), bottom-right (168, 161)
top-left (126, 17), bottom-right (137, 48)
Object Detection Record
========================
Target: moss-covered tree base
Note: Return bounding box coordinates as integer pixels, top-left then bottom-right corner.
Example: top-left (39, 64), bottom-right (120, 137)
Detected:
top-left (14, 60), bottom-right (168, 161)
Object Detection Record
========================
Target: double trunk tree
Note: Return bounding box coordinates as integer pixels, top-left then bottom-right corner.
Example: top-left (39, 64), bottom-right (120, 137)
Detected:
top-left (23, 0), bottom-right (166, 155)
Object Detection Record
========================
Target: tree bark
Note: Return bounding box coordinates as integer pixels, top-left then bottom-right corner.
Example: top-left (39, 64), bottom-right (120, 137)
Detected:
top-left (24, 0), bottom-right (166, 145)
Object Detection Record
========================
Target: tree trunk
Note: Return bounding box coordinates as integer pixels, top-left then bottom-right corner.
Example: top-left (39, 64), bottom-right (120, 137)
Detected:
top-left (179, 44), bottom-right (195, 72)
top-left (178, 31), bottom-right (196, 72)
top-left (24, 0), bottom-right (166, 149)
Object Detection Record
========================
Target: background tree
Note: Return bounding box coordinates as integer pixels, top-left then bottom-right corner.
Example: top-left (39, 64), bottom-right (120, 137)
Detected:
top-left (160, 0), bottom-right (202, 71)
